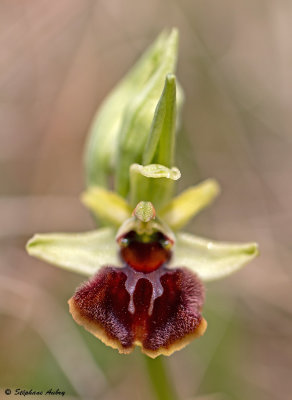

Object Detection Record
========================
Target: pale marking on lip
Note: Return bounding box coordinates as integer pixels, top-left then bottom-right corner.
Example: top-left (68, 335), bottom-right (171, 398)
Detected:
top-left (122, 266), bottom-right (166, 315)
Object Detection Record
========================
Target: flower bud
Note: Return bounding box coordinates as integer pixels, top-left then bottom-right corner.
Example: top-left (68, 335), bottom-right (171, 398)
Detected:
top-left (84, 29), bottom-right (182, 190)
top-left (115, 30), bottom-right (180, 197)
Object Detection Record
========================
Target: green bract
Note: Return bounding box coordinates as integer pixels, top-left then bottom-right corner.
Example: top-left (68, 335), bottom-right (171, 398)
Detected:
top-left (85, 29), bottom-right (184, 194)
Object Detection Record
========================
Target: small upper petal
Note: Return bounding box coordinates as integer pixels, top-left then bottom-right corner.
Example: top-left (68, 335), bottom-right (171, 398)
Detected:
top-left (159, 179), bottom-right (220, 231)
top-left (81, 186), bottom-right (132, 226)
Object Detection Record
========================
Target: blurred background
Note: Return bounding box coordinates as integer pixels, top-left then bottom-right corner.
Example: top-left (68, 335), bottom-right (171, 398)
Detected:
top-left (1, 0), bottom-right (292, 399)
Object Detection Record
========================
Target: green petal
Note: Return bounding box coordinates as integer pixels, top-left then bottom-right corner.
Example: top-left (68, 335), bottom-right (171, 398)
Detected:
top-left (171, 232), bottom-right (259, 281)
top-left (26, 228), bottom-right (120, 276)
top-left (160, 179), bottom-right (220, 230)
top-left (129, 163), bottom-right (181, 209)
top-left (81, 186), bottom-right (132, 226)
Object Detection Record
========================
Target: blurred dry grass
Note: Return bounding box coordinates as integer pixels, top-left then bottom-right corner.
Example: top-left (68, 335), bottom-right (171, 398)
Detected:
top-left (0, 0), bottom-right (292, 399)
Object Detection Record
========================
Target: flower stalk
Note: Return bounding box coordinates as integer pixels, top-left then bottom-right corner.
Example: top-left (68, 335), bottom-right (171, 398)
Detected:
top-left (144, 355), bottom-right (178, 400)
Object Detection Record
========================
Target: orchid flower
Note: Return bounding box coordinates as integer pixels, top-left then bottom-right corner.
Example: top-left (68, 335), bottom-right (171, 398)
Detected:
top-left (26, 29), bottom-right (258, 359)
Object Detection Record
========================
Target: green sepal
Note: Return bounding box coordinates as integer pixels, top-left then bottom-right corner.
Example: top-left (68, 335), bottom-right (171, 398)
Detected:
top-left (171, 232), bottom-right (259, 281)
top-left (26, 228), bottom-right (120, 276)
top-left (129, 163), bottom-right (181, 210)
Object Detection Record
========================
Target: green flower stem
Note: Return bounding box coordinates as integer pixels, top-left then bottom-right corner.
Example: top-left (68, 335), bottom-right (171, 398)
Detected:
top-left (144, 355), bottom-right (178, 400)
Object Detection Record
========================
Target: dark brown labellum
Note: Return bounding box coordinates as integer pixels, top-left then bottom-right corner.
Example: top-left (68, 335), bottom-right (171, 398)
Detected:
top-left (69, 265), bottom-right (206, 357)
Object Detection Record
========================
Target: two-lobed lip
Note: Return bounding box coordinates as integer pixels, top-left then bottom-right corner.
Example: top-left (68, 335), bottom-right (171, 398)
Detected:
top-left (68, 266), bottom-right (206, 358)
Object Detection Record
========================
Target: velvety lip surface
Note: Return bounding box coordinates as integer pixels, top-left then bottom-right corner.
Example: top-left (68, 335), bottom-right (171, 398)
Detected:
top-left (69, 265), bottom-right (206, 357)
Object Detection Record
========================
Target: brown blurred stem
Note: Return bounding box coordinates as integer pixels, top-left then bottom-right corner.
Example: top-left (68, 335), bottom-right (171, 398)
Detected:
top-left (144, 355), bottom-right (178, 400)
